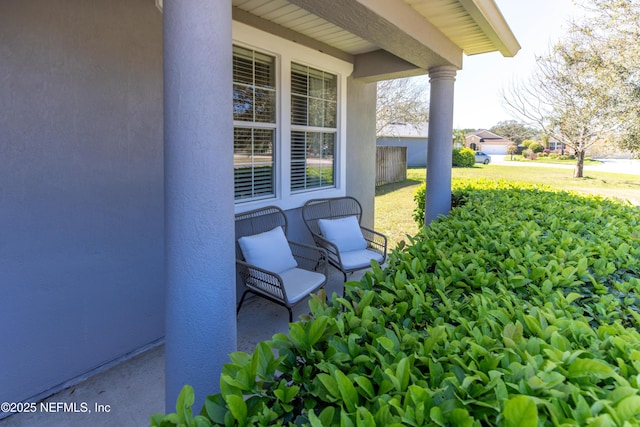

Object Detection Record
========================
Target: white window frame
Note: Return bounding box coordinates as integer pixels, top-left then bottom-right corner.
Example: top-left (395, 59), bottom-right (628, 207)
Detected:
top-left (232, 45), bottom-right (278, 202)
top-left (232, 21), bottom-right (352, 214)
top-left (290, 62), bottom-right (338, 194)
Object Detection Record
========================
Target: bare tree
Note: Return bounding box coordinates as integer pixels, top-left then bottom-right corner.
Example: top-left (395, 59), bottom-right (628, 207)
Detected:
top-left (503, 34), bottom-right (619, 177)
top-left (571, 0), bottom-right (640, 156)
top-left (376, 77), bottom-right (429, 136)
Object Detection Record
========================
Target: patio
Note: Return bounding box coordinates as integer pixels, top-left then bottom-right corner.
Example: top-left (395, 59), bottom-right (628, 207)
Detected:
top-left (0, 268), bottom-right (364, 427)
top-left (2, 0), bottom-right (521, 420)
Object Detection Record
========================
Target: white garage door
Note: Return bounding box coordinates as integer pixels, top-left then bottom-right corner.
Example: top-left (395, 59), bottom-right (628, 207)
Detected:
top-left (481, 144), bottom-right (509, 155)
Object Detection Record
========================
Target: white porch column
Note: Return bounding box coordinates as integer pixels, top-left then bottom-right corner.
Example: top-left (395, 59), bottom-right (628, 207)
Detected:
top-left (163, 0), bottom-right (236, 410)
top-left (425, 66), bottom-right (457, 224)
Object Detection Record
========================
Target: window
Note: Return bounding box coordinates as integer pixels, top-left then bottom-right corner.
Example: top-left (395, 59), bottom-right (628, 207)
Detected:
top-left (231, 26), bottom-right (351, 210)
top-left (290, 63), bottom-right (337, 192)
top-left (233, 46), bottom-right (276, 201)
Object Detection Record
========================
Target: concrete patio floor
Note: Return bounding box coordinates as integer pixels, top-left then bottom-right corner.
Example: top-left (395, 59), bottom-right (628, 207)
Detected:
top-left (0, 268), bottom-right (365, 427)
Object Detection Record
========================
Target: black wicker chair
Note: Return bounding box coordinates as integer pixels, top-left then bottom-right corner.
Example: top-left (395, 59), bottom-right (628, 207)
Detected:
top-left (235, 206), bottom-right (328, 322)
top-left (302, 196), bottom-right (387, 281)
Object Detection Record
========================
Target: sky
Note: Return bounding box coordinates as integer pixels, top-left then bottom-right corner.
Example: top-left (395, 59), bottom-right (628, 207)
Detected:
top-left (451, 0), bottom-right (581, 130)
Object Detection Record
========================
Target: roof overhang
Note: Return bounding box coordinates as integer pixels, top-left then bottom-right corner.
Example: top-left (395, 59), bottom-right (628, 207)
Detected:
top-left (453, 0), bottom-right (521, 56)
top-left (161, 0), bottom-right (520, 81)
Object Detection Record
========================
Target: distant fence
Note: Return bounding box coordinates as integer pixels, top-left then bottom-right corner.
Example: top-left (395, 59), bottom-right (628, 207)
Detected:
top-left (376, 146), bottom-right (407, 186)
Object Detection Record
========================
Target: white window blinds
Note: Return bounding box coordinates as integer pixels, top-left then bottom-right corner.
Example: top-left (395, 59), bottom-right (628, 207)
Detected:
top-left (233, 46), bottom-right (276, 201)
top-left (290, 63), bottom-right (337, 192)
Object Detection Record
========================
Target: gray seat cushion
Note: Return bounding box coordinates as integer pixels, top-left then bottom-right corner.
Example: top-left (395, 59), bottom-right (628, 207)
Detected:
top-left (340, 249), bottom-right (384, 270)
top-left (279, 268), bottom-right (326, 304)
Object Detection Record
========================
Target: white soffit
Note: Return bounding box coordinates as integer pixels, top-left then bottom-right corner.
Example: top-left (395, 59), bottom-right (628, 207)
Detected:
top-left (232, 1), bottom-right (519, 59)
top-left (406, 0), bottom-right (520, 56)
top-left (233, 0), bottom-right (378, 55)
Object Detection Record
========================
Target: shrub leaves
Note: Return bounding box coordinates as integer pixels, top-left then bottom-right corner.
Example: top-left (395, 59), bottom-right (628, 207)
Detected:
top-left (154, 180), bottom-right (640, 427)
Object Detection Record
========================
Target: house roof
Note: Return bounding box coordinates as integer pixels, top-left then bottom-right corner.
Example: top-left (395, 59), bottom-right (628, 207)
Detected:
top-left (228, 0), bottom-right (520, 80)
top-left (466, 129), bottom-right (513, 144)
top-left (378, 122), bottom-right (429, 138)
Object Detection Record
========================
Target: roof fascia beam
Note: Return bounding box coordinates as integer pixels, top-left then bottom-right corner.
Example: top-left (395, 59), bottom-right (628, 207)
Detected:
top-left (287, 0), bottom-right (463, 69)
top-left (353, 50), bottom-right (426, 82)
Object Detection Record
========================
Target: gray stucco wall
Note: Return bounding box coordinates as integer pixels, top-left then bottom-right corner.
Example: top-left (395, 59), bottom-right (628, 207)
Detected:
top-left (0, 0), bottom-right (164, 405)
top-left (346, 77), bottom-right (377, 228)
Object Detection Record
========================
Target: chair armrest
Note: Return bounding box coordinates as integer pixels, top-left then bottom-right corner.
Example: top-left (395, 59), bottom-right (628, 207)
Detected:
top-left (288, 241), bottom-right (328, 274)
top-left (308, 233), bottom-right (343, 265)
top-left (360, 226), bottom-right (388, 260)
top-left (236, 259), bottom-right (287, 302)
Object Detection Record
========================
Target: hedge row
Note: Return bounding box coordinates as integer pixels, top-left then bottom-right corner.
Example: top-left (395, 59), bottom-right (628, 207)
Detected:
top-left (153, 180), bottom-right (640, 427)
top-left (452, 148), bottom-right (476, 168)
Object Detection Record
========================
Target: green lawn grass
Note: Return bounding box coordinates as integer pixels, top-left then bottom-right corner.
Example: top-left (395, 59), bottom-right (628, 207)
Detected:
top-left (375, 164), bottom-right (640, 250)
top-left (506, 155), bottom-right (601, 165)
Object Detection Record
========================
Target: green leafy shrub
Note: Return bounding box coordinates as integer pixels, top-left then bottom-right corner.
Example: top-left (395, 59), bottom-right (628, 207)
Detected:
top-left (528, 141), bottom-right (544, 153)
top-left (413, 183), bottom-right (425, 227)
top-left (452, 147), bottom-right (476, 167)
top-left (413, 182), bottom-right (467, 228)
top-left (153, 180), bottom-right (640, 427)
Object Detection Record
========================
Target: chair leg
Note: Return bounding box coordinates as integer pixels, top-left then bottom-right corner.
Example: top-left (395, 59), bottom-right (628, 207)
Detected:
top-left (287, 308), bottom-right (293, 323)
top-left (237, 290), bottom-right (250, 317)
top-left (341, 270), bottom-right (348, 297)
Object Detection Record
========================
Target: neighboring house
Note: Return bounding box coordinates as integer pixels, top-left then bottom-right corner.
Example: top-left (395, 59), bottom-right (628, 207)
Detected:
top-left (0, 0), bottom-right (520, 413)
top-left (377, 123), bottom-right (429, 167)
top-left (466, 129), bottom-right (514, 154)
top-left (547, 139), bottom-right (633, 158)
top-left (547, 140), bottom-right (566, 153)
